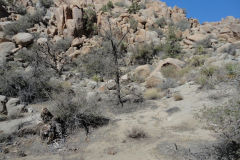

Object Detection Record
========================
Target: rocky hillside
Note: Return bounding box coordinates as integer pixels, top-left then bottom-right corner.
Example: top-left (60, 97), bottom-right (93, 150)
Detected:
top-left (0, 0), bottom-right (240, 159)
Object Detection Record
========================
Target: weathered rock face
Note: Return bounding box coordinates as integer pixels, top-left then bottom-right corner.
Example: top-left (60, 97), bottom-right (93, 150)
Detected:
top-left (13, 33), bottom-right (34, 46)
top-left (54, 5), bottom-right (84, 37)
top-left (0, 42), bottom-right (16, 65)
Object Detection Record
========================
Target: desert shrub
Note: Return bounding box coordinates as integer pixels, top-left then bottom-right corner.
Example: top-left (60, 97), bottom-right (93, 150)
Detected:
top-left (155, 17), bottom-right (167, 28)
top-left (189, 55), bottom-right (206, 67)
top-left (144, 88), bottom-right (160, 100)
top-left (163, 26), bottom-right (182, 58)
top-left (225, 63), bottom-right (240, 79)
top-left (224, 44), bottom-right (237, 55)
top-left (0, 63), bottom-right (54, 103)
top-left (14, 4), bottom-right (27, 15)
top-left (101, 1), bottom-right (114, 12)
top-left (161, 65), bottom-right (178, 79)
top-left (127, 127), bottom-right (147, 139)
top-left (173, 92), bottom-right (183, 101)
top-left (194, 36), bottom-right (212, 53)
top-left (160, 78), bottom-right (177, 90)
top-left (3, 9), bottom-right (45, 35)
top-left (115, 1), bottom-right (126, 7)
top-left (128, 2), bottom-right (140, 14)
top-left (76, 41), bottom-right (117, 79)
top-left (176, 19), bottom-right (191, 31)
top-left (200, 97), bottom-right (240, 159)
top-left (82, 7), bottom-right (97, 37)
top-left (129, 17), bottom-right (138, 32)
top-left (200, 66), bottom-right (216, 77)
top-left (149, 26), bottom-right (164, 37)
top-left (39, 0), bottom-right (53, 8)
top-left (130, 43), bottom-right (163, 65)
top-left (51, 89), bottom-right (109, 134)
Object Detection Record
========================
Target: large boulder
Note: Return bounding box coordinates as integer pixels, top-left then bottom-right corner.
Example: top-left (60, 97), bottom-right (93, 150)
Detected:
top-left (13, 33), bottom-right (34, 46)
top-left (187, 33), bottom-right (208, 42)
top-left (0, 42), bottom-right (16, 65)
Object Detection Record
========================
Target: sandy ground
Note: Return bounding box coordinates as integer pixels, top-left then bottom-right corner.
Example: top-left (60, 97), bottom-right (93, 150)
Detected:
top-left (1, 82), bottom-right (236, 160)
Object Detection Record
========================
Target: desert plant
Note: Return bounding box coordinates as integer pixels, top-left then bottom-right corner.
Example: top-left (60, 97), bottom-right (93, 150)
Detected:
top-left (130, 43), bottom-right (162, 65)
top-left (200, 97), bottom-right (240, 159)
top-left (189, 55), bottom-right (206, 67)
top-left (163, 26), bottom-right (182, 58)
top-left (101, 1), bottom-right (114, 12)
top-left (224, 44), bottom-right (237, 55)
top-left (161, 64), bottom-right (178, 79)
top-left (0, 62), bottom-right (54, 103)
top-left (144, 88), bottom-right (160, 100)
top-left (39, 0), bottom-right (53, 8)
top-left (127, 127), bottom-right (147, 139)
top-left (3, 9), bottom-right (45, 35)
top-left (129, 17), bottom-right (138, 32)
top-left (173, 92), bottom-right (183, 101)
top-left (128, 2), bottom-right (140, 14)
top-left (51, 89), bottom-right (109, 135)
top-left (175, 19), bottom-right (191, 31)
top-left (155, 17), bottom-right (167, 28)
top-left (82, 7), bottom-right (97, 37)
top-left (160, 78), bottom-right (177, 90)
top-left (115, 1), bottom-right (126, 7)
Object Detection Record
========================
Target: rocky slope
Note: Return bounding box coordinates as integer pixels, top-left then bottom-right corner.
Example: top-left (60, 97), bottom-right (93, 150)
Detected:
top-left (0, 0), bottom-right (240, 159)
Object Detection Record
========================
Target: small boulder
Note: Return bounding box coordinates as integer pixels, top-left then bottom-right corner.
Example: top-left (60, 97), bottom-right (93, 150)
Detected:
top-left (106, 80), bottom-right (117, 90)
top-left (13, 33), bottom-right (34, 46)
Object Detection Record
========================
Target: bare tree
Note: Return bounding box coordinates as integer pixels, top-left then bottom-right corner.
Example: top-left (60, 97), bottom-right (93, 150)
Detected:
top-left (101, 18), bottom-right (129, 106)
top-left (33, 39), bottom-right (71, 76)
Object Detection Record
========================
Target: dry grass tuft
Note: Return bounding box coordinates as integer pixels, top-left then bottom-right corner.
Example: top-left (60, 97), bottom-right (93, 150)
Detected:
top-left (173, 93), bottom-right (183, 101)
top-left (127, 127), bottom-right (147, 139)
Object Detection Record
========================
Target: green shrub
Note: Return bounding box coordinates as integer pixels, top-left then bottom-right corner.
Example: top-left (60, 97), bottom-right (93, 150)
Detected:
top-left (225, 63), bottom-right (240, 78)
top-left (195, 36), bottom-right (212, 52)
top-left (128, 2), bottom-right (140, 14)
top-left (130, 43), bottom-right (162, 65)
top-left (161, 65), bottom-right (178, 79)
top-left (163, 26), bottom-right (182, 58)
top-left (3, 9), bottom-right (45, 35)
top-left (39, 0), bottom-right (53, 8)
top-left (189, 55), bottom-right (206, 67)
top-left (200, 66), bottom-right (216, 77)
top-left (176, 19), bottom-right (191, 31)
top-left (155, 17), bottom-right (167, 28)
top-left (129, 17), bottom-right (138, 32)
top-left (200, 97), bottom-right (240, 159)
top-left (82, 7), bottom-right (97, 37)
top-left (101, 1), bottom-right (114, 12)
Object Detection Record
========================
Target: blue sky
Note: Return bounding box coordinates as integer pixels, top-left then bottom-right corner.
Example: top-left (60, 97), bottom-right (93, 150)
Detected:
top-left (160, 0), bottom-right (240, 23)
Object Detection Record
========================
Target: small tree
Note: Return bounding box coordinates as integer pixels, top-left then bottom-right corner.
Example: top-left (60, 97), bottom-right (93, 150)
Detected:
top-left (32, 39), bottom-right (72, 76)
top-left (163, 26), bottom-right (182, 58)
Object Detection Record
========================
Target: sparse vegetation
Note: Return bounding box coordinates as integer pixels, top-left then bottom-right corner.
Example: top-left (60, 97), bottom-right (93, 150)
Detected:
top-left (128, 2), bottom-right (140, 14)
top-left (3, 9), bottom-right (45, 35)
top-left (127, 127), bottom-right (147, 139)
top-left (101, 1), bottom-right (114, 12)
top-left (173, 92), bottom-right (183, 101)
top-left (82, 7), bottom-right (97, 37)
top-left (129, 17), bottom-right (138, 32)
top-left (155, 17), bottom-right (167, 28)
top-left (176, 19), bottom-right (191, 31)
top-left (39, 0), bottom-right (54, 8)
top-left (130, 43), bottom-right (163, 65)
top-left (163, 26), bottom-right (182, 58)
top-left (115, 1), bottom-right (126, 7)
top-left (144, 88), bottom-right (160, 100)
top-left (200, 97), bottom-right (240, 159)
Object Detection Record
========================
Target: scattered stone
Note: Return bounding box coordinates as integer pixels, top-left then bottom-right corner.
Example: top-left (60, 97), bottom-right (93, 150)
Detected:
top-left (13, 33), bottom-right (34, 46)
